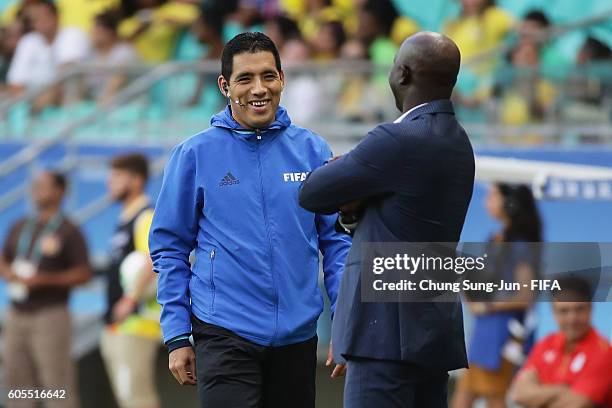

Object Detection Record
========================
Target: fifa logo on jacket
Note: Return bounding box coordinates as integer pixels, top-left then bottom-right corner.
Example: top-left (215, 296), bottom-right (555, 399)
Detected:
top-left (283, 172), bottom-right (309, 182)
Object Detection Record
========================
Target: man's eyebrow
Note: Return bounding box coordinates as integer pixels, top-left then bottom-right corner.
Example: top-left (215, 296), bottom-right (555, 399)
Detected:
top-left (234, 71), bottom-right (254, 80)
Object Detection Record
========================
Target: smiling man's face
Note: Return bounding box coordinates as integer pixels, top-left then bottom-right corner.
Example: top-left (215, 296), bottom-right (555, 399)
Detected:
top-left (223, 51), bottom-right (284, 129)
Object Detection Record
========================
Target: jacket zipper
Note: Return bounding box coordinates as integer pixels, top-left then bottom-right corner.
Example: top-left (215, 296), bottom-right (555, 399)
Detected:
top-left (210, 248), bottom-right (216, 314)
top-left (255, 129), bottom-right (279, 343)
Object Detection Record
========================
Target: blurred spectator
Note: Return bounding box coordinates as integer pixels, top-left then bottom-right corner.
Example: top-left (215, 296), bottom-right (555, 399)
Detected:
top-left (0, 15), bottom-right (27, 88)
top-left (56, 0), bottom-right (120, 32)
top-left (0, 0), bottom-right (40, 26)
top-left (390, 14), bottom-right (419, 47)
top-left (562, 36), bottom-right (612, 142)
top-left (118, 0), bottom-right (199, 63)
top-left (86, 11), bottom-right (139, 105)
top-left (265, 14), bottom-right (301, 52)
top-left (0, 171), bottom-right (92, 408)
top-left (229, 0), bottom-right (279, 27)
top-left (336, 38), bottom-right (392, 122)
top-left (494, 39), bottom-right (557, 143)
top-left (577, 36), bottom-right (612, 64)
top-left (100, 153), bottom-right (161, 408)
top-left (511, 277), bottom-right (612, 408)
top-left (518, 10), bottom-right (567, 79)
top-left (356, 0), bottom-right (398, 65)
top-left (282, 0), bottom-right (356, 43)
top-left (452, 183), bottom-right (541, 408)
top-left (6, 1), bottom-right (91, 110)
top-left (444, 0), bottom-right (514, 73)
top-left (312, 19), bottom-right (345, 60)
top-left (186, 9), bottom-right (225, 106)
top-left (280, 37), bottom-right (322, 125)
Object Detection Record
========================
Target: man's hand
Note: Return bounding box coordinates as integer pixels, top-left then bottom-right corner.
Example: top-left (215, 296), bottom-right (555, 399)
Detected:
top-left (112, 295), bottom-right (138, 323)
top-left (548, 389), bottom-right (593, 408)
top-left (169, 346), bottom-right (197, 385)
top-left (19, 274), bottom-right (47, 290)
top-left (325, 342), bottom-right (347, 378)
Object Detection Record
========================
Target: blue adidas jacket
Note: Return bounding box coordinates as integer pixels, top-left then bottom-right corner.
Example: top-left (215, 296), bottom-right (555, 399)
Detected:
top-left (149, 106), bottom-right (351, 347)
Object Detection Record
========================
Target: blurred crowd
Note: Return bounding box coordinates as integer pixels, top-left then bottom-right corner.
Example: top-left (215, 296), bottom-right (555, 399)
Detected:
top-left (0, 0), bottom-right (611, 132)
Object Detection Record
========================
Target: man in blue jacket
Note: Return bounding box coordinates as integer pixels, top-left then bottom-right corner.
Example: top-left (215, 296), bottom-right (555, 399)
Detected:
top-left (299, 32), bottom-right (475, 408)
top-left (149, 32), bottom-right (351, 408)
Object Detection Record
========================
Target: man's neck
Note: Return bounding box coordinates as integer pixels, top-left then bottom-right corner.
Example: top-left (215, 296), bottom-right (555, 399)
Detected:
top-left (564, 328), bottom-right (591, 353)
top-left (98, 40), bottom-right (118, 55)
top-left (43, 28), bottom-right (58, 44)
top-left (122, 191), bottom-right (143, 210)
top-left (37, 206), bottom-right (60, 223)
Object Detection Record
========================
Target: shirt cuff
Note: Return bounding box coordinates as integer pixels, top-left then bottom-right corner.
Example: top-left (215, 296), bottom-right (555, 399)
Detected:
top-left (166, 334), bottom-right (192, 353)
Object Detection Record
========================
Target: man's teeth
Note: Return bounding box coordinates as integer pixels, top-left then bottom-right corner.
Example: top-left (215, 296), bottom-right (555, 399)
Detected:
top-left (249, 100), bottom-right (268, 107)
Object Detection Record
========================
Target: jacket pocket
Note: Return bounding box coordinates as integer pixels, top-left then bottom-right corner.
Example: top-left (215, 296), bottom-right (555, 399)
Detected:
top-left (209, 248), bottom-right (216, 314)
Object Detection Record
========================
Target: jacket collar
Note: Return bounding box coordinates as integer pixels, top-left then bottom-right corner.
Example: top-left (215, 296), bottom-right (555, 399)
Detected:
top-left (396, 99), bottom-right (455, 123)
top-left (210, 105), bottom-right (292, 135)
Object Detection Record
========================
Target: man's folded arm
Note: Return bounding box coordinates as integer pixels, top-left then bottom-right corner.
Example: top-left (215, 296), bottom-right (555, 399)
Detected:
top-left (149, 144), bottom-right (202, 348)
top-left (299, 125), bottom-right (403, 214)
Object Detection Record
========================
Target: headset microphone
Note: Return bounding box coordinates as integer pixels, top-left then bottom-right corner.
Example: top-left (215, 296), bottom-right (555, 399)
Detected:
top-left (226, 86), bottom-right (247, 108)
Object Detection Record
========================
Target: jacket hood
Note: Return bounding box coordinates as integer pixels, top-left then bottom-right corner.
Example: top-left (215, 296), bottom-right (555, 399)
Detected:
top-left (210, 105), bottom-right (292, 131)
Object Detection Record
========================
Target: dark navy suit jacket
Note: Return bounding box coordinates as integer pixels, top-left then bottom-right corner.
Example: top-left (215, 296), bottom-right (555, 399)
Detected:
top-left (299, 100), bottom-right (475, 372)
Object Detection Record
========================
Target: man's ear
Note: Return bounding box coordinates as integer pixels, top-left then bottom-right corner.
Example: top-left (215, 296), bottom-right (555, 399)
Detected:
top-left (217, 75), bottom-right (228, 96)
top-left (279, 69), bottom-right (285, 91)
top-left (400, 64), bottom-right (411, 86)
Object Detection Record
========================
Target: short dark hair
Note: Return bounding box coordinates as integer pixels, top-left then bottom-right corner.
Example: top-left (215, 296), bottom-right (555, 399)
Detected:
top-left (582, 36), bottom-right (612, 61)
top-left (110, 153), bottom-right (149, 182)
top-left (95, 10), bottom-right (121, 32)
top-left (523, 10), bottom-right (550, 27)
top-left (49, 171), bottom-right (67, 191)
top-left (221, 32), bottom-right (282, 81)
top-left (553, 276), bottom-right (592, 302)
top-left (362, 0), bottom-right (399, 37)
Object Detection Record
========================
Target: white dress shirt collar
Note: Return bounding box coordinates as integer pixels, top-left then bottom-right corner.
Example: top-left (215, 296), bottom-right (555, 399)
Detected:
top-left (393, 103), bottom-right (428, 124)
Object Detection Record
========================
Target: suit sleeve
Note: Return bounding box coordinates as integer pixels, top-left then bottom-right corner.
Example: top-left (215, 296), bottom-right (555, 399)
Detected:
top-left (299, 124), bottom-right (404, 214)
top-left (149, 144), bottom-right (202, 343)
top-left (313, 142), bottom-right (352, 316)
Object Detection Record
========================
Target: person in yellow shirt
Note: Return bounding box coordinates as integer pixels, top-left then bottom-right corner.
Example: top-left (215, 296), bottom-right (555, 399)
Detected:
top-left (2, 0), bottom-right (119, 31)
top-left (444, 0), bottom-right (514, 74)
top-left (100, 153), bottom-right (162, 408)
top-left (280, 0), bottom-right (356, 42)
top-left (496, 39), bottom-right (556, 144)
top-left (118, 0), bottom-right (198, 63)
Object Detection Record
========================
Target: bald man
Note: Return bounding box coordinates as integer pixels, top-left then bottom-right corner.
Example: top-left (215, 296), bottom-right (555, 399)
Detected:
top-left (300, 32), bottom-right (475, 408)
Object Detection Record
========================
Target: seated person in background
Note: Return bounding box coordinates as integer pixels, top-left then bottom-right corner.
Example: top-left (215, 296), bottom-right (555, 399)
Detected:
top-left (7, 1), bottom-right (90, 111)
top-left (279, 37), bottom-right (321, 125)
top-left (86, 11), bottom-right (139, 105)
top-left (185, 9), bottom-right (224, 106)
top-left (0, 15), bottom-right (27, 92)
top-left (444, 0), bottom-right (514, 74)
top-left (311, 19), bottom-right (344, 61)
top-left (511, 277), bottom-right (612, 408)
top-left (1, 0), bottom-right (40, 26)
top-left (118, 0), bottom-right (199, 63)
top-left (56, 0), bottom-right (119, 32)
top-left (495, 39), bottom-right (556, 144)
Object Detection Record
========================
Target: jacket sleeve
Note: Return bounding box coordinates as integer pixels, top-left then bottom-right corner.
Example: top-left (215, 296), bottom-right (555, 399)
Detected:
top-left (299, 125), bottom-right (403, 214)
top-left (314, 142), bottom-right (352, 316)
top-left (149, 144), bottom-right (202, 343)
